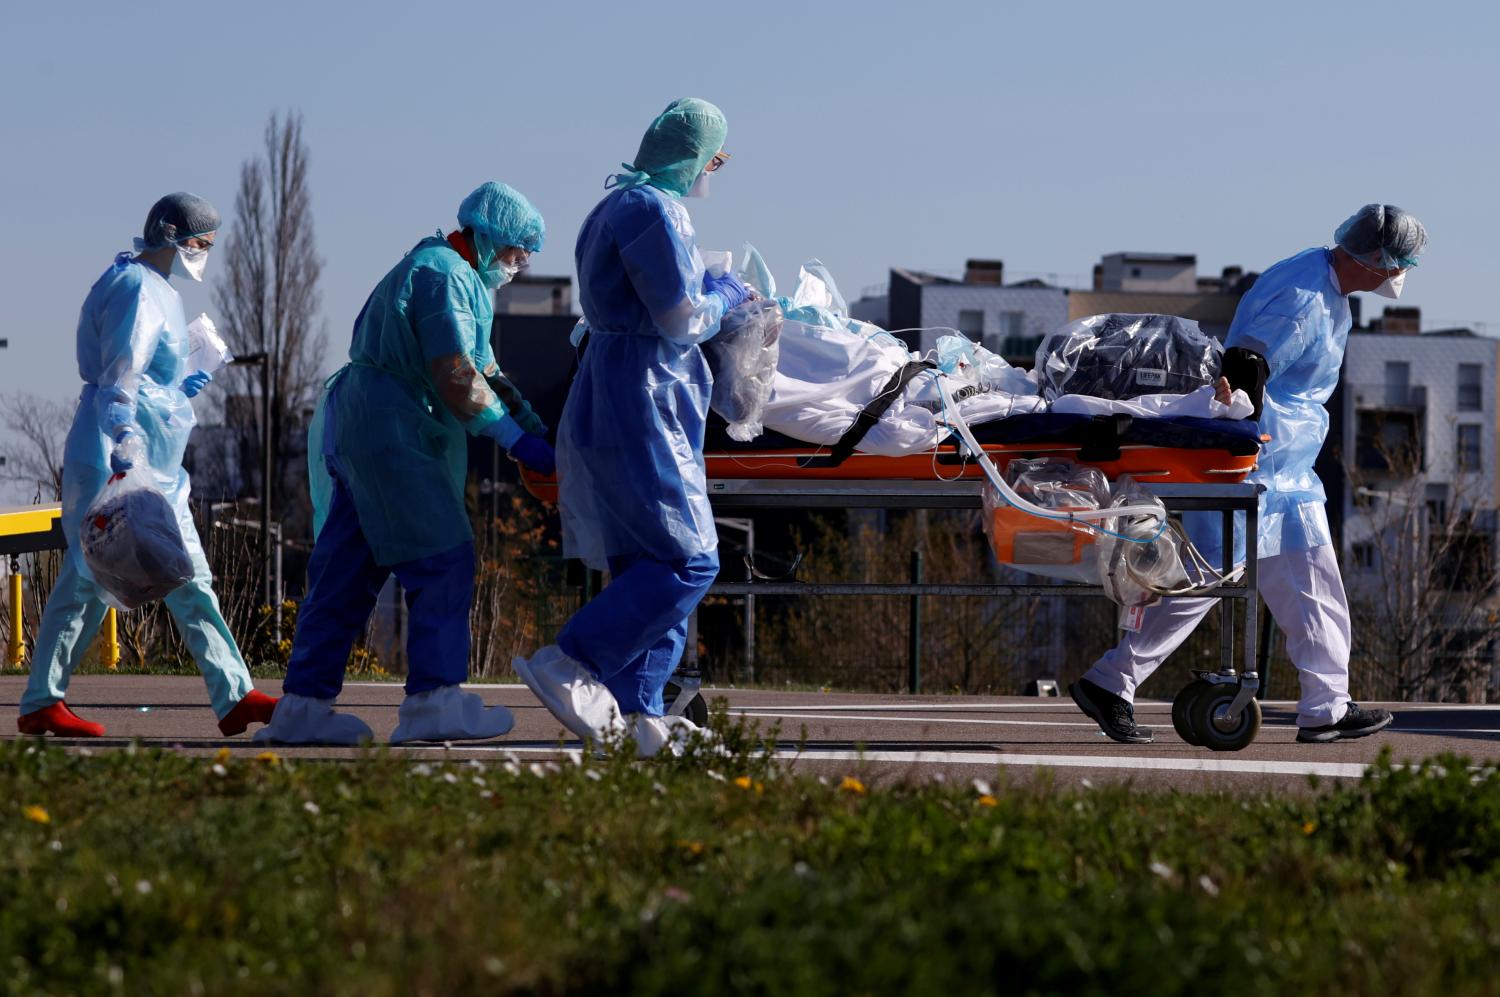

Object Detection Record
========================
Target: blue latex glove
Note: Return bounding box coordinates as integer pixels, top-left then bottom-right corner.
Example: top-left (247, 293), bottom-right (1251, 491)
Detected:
top-left (181, 369), bottom-right (213, 398)
top-left (508, 433), bottom-right (556, 476)
top-left (110, 428), bottom-right (145, 474)
top-left (704, 271), bottom-right (751, 314)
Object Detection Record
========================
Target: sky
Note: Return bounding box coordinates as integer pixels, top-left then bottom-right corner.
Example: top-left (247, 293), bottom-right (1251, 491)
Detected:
top-left (2, 0), bottom-right (1497, 426)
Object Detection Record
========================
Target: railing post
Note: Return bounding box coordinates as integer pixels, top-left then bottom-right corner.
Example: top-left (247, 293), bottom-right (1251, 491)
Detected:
top-left (7, 556), bottom-right (23, 669)
top-left (102, 607), bottom-right (120, 671)
top-left (908, 549), bottom-right (923, 694)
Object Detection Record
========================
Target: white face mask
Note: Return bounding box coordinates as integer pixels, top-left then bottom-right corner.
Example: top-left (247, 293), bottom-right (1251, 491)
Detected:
top-left (686, 170), bottom-right (710, 199)
top-left (1372, 271), bottom-right (1406, 299)
top-left (171, 244), bottom-right (209, 282)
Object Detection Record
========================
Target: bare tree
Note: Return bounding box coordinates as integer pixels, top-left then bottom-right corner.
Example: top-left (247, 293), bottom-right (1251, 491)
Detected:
top-left (210, 110), bottom-right (326, 539)
top-left (1344, 432), bottom-right (1500, 702)
top-left (1, 393), bottom-right (74, 502)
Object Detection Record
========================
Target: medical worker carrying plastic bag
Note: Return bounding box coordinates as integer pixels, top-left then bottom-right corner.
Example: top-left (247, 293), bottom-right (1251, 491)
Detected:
top-left (513, 98), bottom-right (750, 757)
top-left (17, 193), bottom-right (277, 738)
top-left (255, 182), bottom-right (551, 746)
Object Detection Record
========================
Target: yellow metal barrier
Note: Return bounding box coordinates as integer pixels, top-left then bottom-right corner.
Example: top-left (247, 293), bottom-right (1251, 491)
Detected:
top-left (1, 502), bottom-right (65, 671)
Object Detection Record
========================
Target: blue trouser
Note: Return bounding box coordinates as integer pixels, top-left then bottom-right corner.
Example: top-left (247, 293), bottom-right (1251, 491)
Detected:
top-left (22, 533), bottom-right (254, 719)
top-left (558, 550), bottom-right (719, 716)
top-left (284, 475), bottom-right (474, 699)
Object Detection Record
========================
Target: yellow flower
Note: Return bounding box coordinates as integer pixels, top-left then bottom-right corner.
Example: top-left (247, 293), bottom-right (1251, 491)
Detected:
top-left (255, 751), bottom-right (282, 765)
top-left (213, 747), bottom-right (232, 764)
top-left (22, 805), bottom-right (50, 825)
top-left (733, 775), bottom-right (754, 790)
top-left (977, 794), bottom-right (999, 808)
top-left (676, 839), bottom-right (706, 856)
top-left (839, 776), bottom-right (866, 795)
top-left (1301, 821), bottom-right (1317, 836)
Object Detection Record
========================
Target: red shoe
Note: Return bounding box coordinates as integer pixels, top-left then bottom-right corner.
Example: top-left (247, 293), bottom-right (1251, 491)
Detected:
top-left (218, 690), bottom-right (280, 736)
top-left (17, 702), bottom-right (106, 738)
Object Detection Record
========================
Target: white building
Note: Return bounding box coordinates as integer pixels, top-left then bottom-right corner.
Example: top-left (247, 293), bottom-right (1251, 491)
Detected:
top-left (1335, 321), bottom-right (1500, 571)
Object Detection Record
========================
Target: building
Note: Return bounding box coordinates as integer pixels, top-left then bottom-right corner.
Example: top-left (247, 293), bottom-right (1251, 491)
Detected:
top-left (852, 253), bottom-right (1252, 366)
top-left (1321, 306), bottom-right (1500, 698)
top-left (869, 259), bottom-right (1070, 362)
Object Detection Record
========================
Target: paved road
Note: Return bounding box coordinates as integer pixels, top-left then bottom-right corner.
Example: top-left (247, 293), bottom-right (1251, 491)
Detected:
top-left (3, 676), bottom-right (1495, 792)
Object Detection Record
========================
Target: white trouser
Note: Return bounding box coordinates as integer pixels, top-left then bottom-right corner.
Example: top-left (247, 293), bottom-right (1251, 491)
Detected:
top-left (1081, 544), bottom-right (1351, 727)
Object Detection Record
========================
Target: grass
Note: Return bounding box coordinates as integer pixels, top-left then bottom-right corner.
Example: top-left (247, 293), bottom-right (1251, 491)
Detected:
top-left (2, 723), bottom-right (1499, 996)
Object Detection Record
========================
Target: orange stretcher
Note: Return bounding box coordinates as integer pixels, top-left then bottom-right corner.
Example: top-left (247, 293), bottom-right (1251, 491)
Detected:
top-left (519, 411), bottom-right (1262, 504)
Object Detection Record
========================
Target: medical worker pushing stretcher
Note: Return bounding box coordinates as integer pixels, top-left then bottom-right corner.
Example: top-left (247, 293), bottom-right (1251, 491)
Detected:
top-left (1072, 204), bottom-right (1429, 745)
top-left (514, 98), bottom-right (751, 757)
top-left (256, 182), bottom-right (551, 746)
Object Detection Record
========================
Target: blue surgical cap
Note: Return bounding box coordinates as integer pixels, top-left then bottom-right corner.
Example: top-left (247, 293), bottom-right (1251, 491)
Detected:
top-left (1335, 204), bottom-right (1428, 269)
top-left (611, 98), bottom-right (728, 198)
top-left (457, 181), bottom-right (545, 254)
top-left (138, 192), bottom-right (220, 251)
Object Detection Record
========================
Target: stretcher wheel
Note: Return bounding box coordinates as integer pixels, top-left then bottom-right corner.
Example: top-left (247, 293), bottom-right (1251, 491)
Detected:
top-left (664, 681), bottom-right (709, 726)
top-left (1171, 680), bottom-right (1213, 746)
top-left (1188, 685), bottom-right (1261, 752)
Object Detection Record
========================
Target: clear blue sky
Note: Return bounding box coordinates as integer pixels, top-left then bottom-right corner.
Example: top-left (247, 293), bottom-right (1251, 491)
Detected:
top-left (2, 0), bottom-right (1496, 417)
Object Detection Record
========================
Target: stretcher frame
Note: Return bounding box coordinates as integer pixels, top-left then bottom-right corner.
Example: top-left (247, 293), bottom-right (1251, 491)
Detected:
top-left (700, 478), bottom-right (1264, 748)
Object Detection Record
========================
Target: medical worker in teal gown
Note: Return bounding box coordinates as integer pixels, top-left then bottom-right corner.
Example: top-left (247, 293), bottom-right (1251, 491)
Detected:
top-left (18, 193), bottom-right (278, 739)
top-left (1072, 205), bottom-right (1428, 746)
top-left (256, 182), bottom-right (551, 745)
top-left (513, 99), bottom-right (751, 757)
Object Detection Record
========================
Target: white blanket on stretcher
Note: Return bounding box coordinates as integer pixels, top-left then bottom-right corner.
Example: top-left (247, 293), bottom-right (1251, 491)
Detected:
top-left (737, 255), bottom-right (1252, 457)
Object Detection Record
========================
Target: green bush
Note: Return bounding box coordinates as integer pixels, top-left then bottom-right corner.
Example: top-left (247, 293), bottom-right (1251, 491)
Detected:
top-left (1, 736), bottom-right (1497, 996)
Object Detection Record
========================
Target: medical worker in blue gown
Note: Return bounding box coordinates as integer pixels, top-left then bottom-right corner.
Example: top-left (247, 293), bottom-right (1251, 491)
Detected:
top-left (1071, 204), bottom-right (1428, 745)
top-left (18, 193), bottom-right (278, 739)
top-left (256, 182), bottom-right (552, 746)
top-left (513, 99), bottom-right (750, 757)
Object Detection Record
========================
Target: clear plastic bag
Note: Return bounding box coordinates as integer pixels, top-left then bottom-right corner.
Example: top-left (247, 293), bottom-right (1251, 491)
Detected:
top-left (982, 459), bottom-right (1109, 574)
top-left (1035, 313), bottom-right (1222, 400)
top-left (1094, 475), bottom-right (1188, 608)
top-left (186, 313), bottom-right (234, 374)
top-left (705, 298), bottom-right (783, 442)
top-left (80, 468), bottom-right (194, 610)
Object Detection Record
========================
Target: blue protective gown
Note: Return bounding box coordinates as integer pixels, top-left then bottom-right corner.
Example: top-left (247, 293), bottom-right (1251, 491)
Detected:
top-left (556, 185), bottom-right (728, 714)
top-left (1188, 247), bottom-right (1352, 563)
top-left (287, 236), bottom-right (514, 698)
top-left (22, 254), bottom-right (254, 718)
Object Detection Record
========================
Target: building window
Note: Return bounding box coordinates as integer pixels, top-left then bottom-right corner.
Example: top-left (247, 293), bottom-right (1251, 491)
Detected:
top-left (1130, 267), bottom-right (1142, 278)
top-left (1383, 361), bottom-right (1410, 407)
top-left (1458, 363), bottom-right (1483, 412)
top-left (957, 310), bottom-right (983, 338)
top-left (1457, 424), bottom-right (1483, 472)
top-left (1352, 542), bottom-right (1377, 570)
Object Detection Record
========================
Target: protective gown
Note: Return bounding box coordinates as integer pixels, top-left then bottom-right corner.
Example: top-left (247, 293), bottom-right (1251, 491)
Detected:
top-left (556, 185), bottom-right (726, 715)
top-left (1084, 247), bottom-right (1356, 727)
top-left (285, 236), bottom-right (516, 702)
top-left (22, 254), bottom-right (254, 718)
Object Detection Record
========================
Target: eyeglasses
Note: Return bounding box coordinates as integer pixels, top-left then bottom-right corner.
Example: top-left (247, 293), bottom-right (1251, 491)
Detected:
top-left (1351, 254), bottom-right (1405, 280)
top-left (705, 151), bottom-right (731, 173)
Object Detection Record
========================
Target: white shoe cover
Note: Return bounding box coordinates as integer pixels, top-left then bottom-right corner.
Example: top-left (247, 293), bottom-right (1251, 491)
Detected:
top-left (252, 693), bottom-right (373, 746)
top-left (629, 713), bottom-right (705, 759)
top-left (512, 645), bottom-right (626, 745)
top-left (390, 685), bottom-right (514, 745)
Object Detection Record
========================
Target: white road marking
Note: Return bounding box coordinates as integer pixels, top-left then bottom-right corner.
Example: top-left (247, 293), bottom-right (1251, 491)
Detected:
top-left (381, 744), bottom-right (1370, 779)
top-left (781, 748), bottom-right (1373, 779)
top-left (733, 709), bottom-right (1299, 732)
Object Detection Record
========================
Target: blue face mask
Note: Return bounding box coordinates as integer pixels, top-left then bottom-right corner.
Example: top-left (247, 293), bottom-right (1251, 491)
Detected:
top-left (481, 260), bottom-right (522, 290)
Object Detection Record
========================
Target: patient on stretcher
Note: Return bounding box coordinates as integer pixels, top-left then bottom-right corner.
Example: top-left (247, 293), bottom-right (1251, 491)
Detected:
top-left (703, 252), bottom-right (1254, 457)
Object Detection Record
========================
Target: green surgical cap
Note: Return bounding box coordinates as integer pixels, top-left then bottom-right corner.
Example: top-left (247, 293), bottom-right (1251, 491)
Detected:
top-left (612, 98), bottom-right (728, 198)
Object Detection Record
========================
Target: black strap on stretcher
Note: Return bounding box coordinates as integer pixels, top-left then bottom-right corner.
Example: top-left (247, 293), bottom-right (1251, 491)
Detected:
top-left (798, 360), bottom-right (938, 469)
